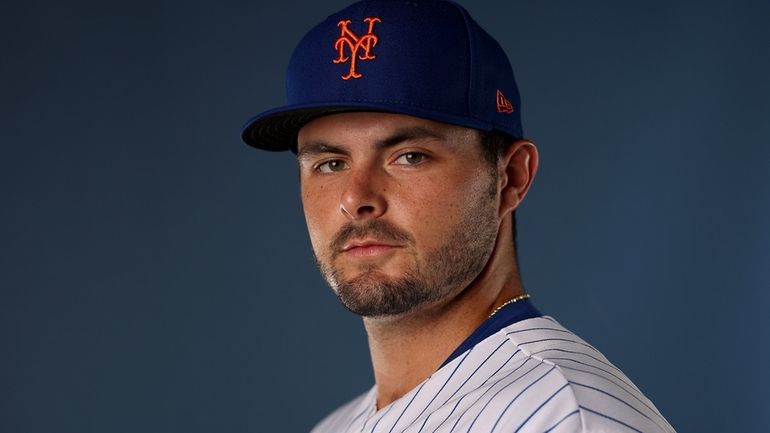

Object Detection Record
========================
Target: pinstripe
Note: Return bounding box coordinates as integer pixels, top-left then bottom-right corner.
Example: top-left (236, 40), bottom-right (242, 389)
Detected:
top-left (422, 394), bottom-right (460, 433)
top-left (404, 350), bottom-right (472, 429)
top-left (505, 327), bottom-right (576, 336)
top-left (510, 383), bottom-right (569, 432)
top-left (541, 409), bottom-right (580, 433)
top-left (541, 356), bottom-right (639, 392)
top-left (319, 393), bottom-right (367, 433)
top-left (448, 409), bottom-right (464, 432)
top-left (415, 410), bottom-right (432, 433)
top-left (311, 317), bottom-right (675, 433)
top-left (545, 361), bottom-right (664, 421)
top-left (426, 348), bottom-right (520, 433)
top-left (367, 400), bottom-right (396, 433)
top-left (530, 347), bottom-right (624, 376)
top-left (482, 366), bottom-right (558, 433)
top-left (511, 336), bottom-right (599, 353)
top-left (342, 408), bottom-right (370, 433)
top-left (464, 364), bottom-right (555, 432)
top-left (579, 405), bottom-right (644, 432)
top-left (443, 343), bottom-right (515, 404)
top-left (338, 391), bottom-right (377, 433)
top-left (384, 380), bottom-right (429, 433)
top-left (508, 383), bottom-right (570, 433)
top-left (569, 381), bottom-right (669, 432)
top-left (448, 358), bottom-right (538, 433)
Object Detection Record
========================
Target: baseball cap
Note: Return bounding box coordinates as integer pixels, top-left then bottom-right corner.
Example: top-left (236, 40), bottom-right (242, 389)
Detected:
top-left (241, 0), bottom-right (523, 152)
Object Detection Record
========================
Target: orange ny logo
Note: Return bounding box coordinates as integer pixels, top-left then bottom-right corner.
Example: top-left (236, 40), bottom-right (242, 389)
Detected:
top-left (333, 17), bottom-right (382, 80)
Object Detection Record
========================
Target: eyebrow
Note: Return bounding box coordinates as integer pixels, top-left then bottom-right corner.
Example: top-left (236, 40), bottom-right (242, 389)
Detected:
top-left (297, 126), bottom-right (445, 161)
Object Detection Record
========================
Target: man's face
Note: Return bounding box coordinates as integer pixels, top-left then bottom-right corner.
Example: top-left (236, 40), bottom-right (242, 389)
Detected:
top-left (297, 112), bottom-right (502, 317)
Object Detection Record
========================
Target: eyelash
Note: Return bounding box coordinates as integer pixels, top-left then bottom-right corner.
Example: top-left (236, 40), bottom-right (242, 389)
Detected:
top-left (314, 159), bottom-right (347, 173)
top-left (311, 151), bottom-right (430, 173)
top-left (394, 152), bottom-right (429, 165)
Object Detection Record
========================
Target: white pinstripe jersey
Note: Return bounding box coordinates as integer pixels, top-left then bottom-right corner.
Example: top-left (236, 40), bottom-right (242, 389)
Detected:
top-left (311, 316), bottom-right (675, 433)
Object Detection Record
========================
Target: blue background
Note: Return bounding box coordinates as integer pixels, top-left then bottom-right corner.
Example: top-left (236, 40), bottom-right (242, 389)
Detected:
top-left (2, 0), bottom-right (768, 431)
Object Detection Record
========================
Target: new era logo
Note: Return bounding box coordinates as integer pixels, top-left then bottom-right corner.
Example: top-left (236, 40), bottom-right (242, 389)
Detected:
top-left (333, 17), bottom-right (381, 80)
top-left (496, 89), bottom-right (514, 114)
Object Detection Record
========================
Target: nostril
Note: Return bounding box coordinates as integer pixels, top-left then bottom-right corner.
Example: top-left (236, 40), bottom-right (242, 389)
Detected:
top-left (357, 205), bottom-right (376, 215)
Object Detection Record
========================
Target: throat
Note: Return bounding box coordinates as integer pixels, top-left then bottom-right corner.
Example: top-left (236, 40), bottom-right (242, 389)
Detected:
top-left (363, 299), bottom-right (489, 409)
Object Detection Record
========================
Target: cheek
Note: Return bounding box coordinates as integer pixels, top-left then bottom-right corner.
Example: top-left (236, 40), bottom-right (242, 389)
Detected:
top-left (301, 183), bottom-right (337, 251)
top-left (393, 174), bottom-right (474, 233)
top-left (398, 166), bottom-right (496, 236)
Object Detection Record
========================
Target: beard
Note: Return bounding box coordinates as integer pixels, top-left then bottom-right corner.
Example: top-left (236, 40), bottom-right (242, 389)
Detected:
top-left (313, 173), bottom-right (499, 318)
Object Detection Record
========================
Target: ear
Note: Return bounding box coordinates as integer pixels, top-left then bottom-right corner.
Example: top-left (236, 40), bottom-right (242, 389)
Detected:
top-left (498, 139), bottom-right (539, 219)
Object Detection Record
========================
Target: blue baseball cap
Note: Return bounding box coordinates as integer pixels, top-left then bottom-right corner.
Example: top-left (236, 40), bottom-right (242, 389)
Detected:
top-left (241, 0), bottom-right (523, 151)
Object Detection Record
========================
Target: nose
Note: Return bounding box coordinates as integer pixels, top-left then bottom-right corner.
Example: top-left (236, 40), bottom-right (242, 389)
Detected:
top-left (339, 168), bottom-right (387, 221)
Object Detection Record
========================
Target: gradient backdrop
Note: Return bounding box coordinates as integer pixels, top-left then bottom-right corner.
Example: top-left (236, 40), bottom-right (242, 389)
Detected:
top-left (2, 0), bottom-right (769, 431)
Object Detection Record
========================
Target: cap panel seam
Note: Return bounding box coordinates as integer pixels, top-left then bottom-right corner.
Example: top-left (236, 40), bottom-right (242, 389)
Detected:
top-left (447, 0), bottom-right (476, 122)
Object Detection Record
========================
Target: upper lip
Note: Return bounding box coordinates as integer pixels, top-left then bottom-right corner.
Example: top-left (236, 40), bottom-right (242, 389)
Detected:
top-left (341, 239), bottom-right (400, 252)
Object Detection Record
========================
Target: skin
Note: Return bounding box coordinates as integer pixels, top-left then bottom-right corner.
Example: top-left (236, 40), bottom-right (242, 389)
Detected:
top-left (297, 112), bottom-right (539, 409)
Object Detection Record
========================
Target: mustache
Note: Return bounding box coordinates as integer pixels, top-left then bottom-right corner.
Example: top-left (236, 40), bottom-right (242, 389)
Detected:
top-left (330, 220), bottom-right (414, 256)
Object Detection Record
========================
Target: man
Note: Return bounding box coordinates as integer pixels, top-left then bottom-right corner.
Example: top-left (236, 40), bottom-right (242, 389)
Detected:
top-left (241, 1), bottom-right (675, 432)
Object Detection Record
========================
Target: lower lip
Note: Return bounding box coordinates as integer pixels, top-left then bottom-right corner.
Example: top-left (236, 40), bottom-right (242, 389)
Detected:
top-left (344, 245), bottom-right (399, 258)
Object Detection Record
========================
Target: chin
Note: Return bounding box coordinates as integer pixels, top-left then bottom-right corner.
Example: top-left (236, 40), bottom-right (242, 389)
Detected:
top-left (333, 271), bottom-right (447, 318)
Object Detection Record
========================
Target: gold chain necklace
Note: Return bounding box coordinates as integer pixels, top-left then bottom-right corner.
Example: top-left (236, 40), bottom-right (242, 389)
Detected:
top-left (488, 293), bottom-right (530, 319)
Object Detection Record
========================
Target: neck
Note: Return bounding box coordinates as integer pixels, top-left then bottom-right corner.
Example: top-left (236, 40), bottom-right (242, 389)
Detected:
top-left (362, 218), bottom-right (524, 409)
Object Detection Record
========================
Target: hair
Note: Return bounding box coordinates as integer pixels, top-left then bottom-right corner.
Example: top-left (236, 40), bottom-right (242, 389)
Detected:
top-left (478, 129), bottom-right (519, 263)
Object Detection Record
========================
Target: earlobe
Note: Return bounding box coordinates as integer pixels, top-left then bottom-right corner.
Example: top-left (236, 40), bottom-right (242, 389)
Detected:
top-left (498, 140), bottom-right (539, 218)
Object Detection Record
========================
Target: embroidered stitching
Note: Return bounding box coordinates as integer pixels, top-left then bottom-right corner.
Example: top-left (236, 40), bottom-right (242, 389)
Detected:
top-left (496, 89), bottom-right (514, 114)
top-left (333, 17), bottom-right (382, 80)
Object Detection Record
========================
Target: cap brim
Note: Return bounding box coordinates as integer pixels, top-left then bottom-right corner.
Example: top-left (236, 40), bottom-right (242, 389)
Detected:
top-left (240, 102), bottom-right (497, 152)
top-left (240, 105), bottom-right (360, 152)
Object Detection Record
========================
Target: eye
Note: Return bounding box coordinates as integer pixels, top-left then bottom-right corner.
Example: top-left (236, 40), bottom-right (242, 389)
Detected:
top-left (316, 159), bottom-right (348, 173)
top-left (394, 152), bottom-right (429, 166)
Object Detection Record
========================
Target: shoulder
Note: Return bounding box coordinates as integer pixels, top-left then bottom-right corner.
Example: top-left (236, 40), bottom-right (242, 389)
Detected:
top-left (499, 316), bottom-right (676, 433)
top-left (310, 387), bottom-right (375, 433)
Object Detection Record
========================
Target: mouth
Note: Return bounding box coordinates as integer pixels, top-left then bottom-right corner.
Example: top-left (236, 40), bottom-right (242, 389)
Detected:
top-left (341, 240), bottom-right (402, 258)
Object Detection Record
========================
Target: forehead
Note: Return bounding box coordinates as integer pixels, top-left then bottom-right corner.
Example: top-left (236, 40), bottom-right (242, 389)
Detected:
top-left (296, 112), bottom-right (478, 152)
